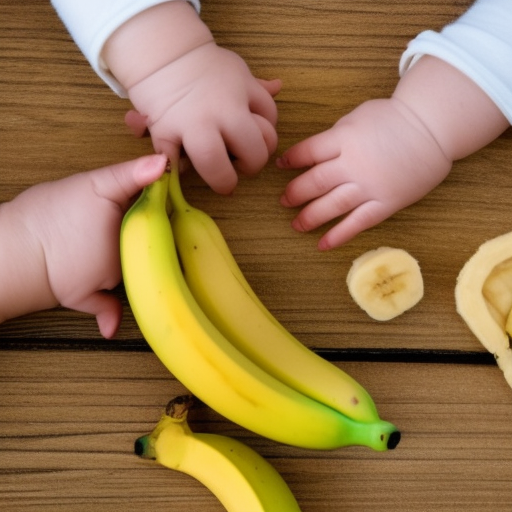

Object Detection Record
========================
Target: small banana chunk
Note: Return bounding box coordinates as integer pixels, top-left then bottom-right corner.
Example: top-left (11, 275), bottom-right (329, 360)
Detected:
top-left (347, 247), bottom-right (424, 321)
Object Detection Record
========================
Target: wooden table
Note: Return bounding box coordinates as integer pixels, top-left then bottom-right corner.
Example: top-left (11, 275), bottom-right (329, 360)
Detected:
top-left (2, 1), bottom-right (512, 510)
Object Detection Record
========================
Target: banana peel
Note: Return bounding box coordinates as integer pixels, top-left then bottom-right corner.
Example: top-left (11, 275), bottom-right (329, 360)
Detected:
top-left (135, 396), bottom-right (303, 512)
top-left (455, 231), bottom-right (512, 387)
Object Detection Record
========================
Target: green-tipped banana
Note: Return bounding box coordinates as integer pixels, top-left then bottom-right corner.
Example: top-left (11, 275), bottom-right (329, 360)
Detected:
top-left (135, 396), bottom-right (302, 512)
top-left (120, 168), bottom-right (400, 451)
top-left (168, 167), bottom-right (381, 424)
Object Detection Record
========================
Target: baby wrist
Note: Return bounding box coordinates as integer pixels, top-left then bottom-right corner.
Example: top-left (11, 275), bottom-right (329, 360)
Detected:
top-left (103, 1), bottom-right (213, 91)
top-left (0, 201), bottom-right (57, 322)
top-left (394, 56), bottom-right (508, 162)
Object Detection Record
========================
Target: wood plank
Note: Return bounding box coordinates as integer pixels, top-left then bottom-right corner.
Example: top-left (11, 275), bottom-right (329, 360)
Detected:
top-left (1, 351), bottom-right (512, 511)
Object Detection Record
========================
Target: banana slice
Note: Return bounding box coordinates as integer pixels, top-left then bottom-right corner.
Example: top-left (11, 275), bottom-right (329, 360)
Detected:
top-left (346, 247), bottom-right (424, 321)
top-left (455, 231), bottom-right (512, 387)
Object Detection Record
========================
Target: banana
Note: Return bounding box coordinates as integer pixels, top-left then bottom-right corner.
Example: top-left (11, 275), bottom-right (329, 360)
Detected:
top-left (135, 396), bottom-right (302, 512)
top-left (168, 166), bottom-right (381, 424)
top-left (455, 231), bottom-right (512, 388)
top-left (346, 247), bottom-right (424, 321)
top-left (120, 167), bottom-right (400, 450)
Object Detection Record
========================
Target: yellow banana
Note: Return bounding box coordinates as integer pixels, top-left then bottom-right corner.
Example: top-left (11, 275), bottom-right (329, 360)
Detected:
top-left (120, 168), bottom-right (400, 450)
top-left (168, 166), bottom-right (381, 424)
top-left (135, 396), bottom-right (302, 512)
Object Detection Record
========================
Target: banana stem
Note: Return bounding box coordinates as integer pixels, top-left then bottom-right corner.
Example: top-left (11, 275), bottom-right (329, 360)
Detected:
top-left (135, 396), bottom-right (196, 459)
top-left (168, 160), bottom-right (189, 213)
top-left (165, 395), bottom-right (195, 419)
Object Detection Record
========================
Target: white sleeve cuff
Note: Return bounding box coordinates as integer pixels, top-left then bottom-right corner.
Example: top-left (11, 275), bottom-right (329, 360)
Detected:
top-left (52, 0), bottom-right (201, 98)
top-left (399, 0), bottom-right (512, 124)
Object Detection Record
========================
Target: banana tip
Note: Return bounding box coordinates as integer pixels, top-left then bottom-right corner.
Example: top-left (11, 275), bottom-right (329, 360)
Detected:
top-left (134, 435), bottom-right (154, 458)
top-left (387, 430), bottom-right (401, 450)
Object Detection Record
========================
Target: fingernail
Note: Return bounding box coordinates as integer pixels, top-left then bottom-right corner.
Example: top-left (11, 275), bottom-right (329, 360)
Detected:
top-left (318, 236), bottom-right (334, 251)
top-left (137, 154), bottom-right (164, 177)
top-left (280, 194), bottom-right (291, 207)
top-left (151, 153), bottom-right (167, 165)
top-left (291, 218), bottom-right (304, 232)
top-left (317, 239), bottom-right (329, 251)
top-left (276, 155), bottom-right (289, 168)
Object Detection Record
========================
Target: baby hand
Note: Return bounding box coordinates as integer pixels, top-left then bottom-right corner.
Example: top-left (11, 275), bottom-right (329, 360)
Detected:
top-left (278, 98), bottom-right (451, 250)
top-left (127, 43), bottom-right (281, 195)
top-left (10, 154), bottom-right (167, 338)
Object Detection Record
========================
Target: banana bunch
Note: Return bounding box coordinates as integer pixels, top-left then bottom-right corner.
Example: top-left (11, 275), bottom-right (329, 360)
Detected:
top-left (120, 162), bottom-right (400, 451)
top-left (135, 395), bottom-right (302, 512)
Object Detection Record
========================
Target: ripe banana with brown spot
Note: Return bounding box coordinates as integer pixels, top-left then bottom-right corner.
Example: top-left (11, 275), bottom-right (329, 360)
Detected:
top-left (121, 165), bottom-right (400, 450)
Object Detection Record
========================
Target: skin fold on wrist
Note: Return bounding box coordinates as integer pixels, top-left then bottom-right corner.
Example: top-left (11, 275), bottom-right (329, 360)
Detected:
top-left (0, 200), bottom-right (57, 323)
top-left (393, 56), bottom-right (509, 162)
top-left (102, 0), bottom-right (214, 90)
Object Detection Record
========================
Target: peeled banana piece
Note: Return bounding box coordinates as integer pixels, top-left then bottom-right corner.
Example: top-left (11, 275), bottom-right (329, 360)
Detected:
top-left (135, 396), bottom-right (302, 512)
top-left (347, 247), bottom-right (424, 321)
top-left (455, 231), bottom-right (512, 387)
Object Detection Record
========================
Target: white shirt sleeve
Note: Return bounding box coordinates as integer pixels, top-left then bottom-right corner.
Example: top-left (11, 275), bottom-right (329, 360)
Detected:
top-left (51, 0), bottom-right (201, 97)
top-left (399, 0), bottom-right (512, 124)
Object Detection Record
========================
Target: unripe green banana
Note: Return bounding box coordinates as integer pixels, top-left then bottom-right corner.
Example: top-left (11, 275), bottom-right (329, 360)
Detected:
top-left (121, 169), bottom-right (400, 450)
top-left (135, 396), bottom-right (302, 512)
top-left (168, 167), bottom-right (383, 424)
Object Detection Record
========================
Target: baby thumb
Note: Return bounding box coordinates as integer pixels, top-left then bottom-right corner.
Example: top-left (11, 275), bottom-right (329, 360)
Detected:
top-left (94, 154), bottom-right (168, 207)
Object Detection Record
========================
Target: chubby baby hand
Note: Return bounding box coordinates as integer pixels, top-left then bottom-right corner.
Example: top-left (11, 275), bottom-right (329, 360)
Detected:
top-left (12, 154), bottom-right (167, 338)
top-left (127, 43), bottom-right (281, 195)
top-left (278, 98), bottom-right (451, 250)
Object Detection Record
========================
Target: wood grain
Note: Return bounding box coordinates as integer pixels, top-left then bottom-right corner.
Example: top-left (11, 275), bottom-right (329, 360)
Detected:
top-left (2, 351), bottom-right (512, 511)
